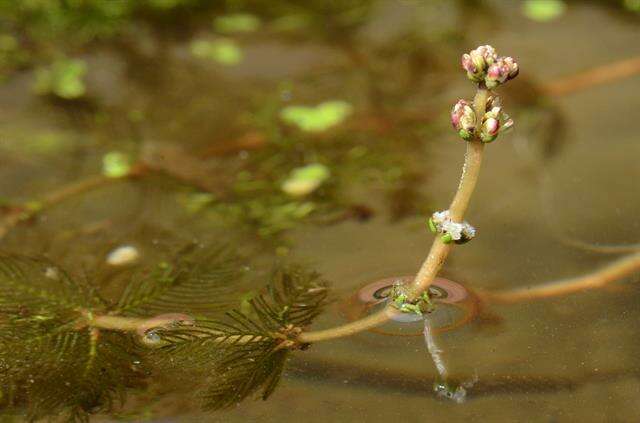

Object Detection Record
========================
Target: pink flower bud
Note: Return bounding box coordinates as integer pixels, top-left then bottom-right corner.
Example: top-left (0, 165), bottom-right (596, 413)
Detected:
top-left (461, 54), bottom-right (476, 74)
top-left (462, 45), bottom-right (497, 82)
top-left (484, 118), bottom-right (499, 136)
top-left (460, 107), bottom-right (475, 131)
top-left (503, 56), bottom-right (519, 80)
top-left (485, 57), bottom-right (519, 88)
top-left (451, 99), bottom-right (476, 141)
top-left (475, 45), bottom-right (497, 66)
top-left (451, 99), bottom-right (468, 129)
top-left (479, 104), bottom-right (513, 142)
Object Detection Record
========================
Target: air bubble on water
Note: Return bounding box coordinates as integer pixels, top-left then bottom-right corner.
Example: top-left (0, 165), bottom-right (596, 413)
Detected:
top-left (143, 331), bottom-right (161, 345)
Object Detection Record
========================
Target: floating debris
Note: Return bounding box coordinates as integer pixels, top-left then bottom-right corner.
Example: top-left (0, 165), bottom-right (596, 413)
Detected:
top-left (106, 245), bottom-right (140, 266)
top-left (44, 266), bottom-right (60, 280)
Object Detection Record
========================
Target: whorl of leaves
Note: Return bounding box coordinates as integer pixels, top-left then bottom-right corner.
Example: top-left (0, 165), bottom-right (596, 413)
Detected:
top-left (0, 254), bottom-right (146, 422)
top-left (154, 265), bottom-right (329, 411)
top-left (115, 245), bottom-right (243, 317)
top-left (0, 253), bottom-right (98, 316)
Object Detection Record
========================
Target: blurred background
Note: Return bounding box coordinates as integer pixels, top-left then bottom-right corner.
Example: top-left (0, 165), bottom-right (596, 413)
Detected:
top-left (1, 0), bottom-right (640, 421)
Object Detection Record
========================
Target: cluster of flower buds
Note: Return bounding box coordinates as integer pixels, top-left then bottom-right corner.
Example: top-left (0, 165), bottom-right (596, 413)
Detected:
top-left (461, 45), bottom-right (518, 88)
top-left (479, 96), bottom-right (513, 143)
top-left (427, 210), bottom-right (476, 244)
top-left (452, 96), bottom-right (513, 143)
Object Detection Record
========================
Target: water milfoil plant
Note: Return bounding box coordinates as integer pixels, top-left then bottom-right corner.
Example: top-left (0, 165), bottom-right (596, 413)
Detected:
top-left (3, 44), bottom-right (640, 421)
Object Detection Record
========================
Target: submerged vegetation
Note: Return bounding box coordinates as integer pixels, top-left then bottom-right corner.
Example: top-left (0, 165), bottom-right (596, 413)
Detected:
top-left (0, 247), bottom-right (327, 420)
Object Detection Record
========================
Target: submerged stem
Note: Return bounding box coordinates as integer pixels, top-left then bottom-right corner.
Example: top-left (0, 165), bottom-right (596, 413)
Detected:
top-left (485, 250), bottom-right (640, 303)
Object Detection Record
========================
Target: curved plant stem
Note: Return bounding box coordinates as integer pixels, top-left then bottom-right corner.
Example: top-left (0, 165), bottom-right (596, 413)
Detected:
top-left (83, 249), bottom-right (640, 342)
top-left (87, 313), bottom-right (270, 345)
top-left (88, 314), bottom-right (149, 332)
top-left (0, 166), bottom-right (147, 241)
top-left (0, 175), bottom-right (114, 240)
top-left (543, 55), bottom-right (640, 97)
top-left (299, 88), bottom-right (490, 344)
top-left (538, 173), bottom-right (640, 254)
top-left (484, 250), bottom-right (640, 303)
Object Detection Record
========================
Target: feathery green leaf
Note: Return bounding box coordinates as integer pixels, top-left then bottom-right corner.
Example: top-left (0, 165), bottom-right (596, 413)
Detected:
top-left (115, 246), bottom-right (243, 317)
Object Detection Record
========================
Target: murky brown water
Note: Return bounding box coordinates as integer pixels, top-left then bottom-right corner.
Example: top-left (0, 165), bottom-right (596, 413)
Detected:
top-left (1, 1), bottom-right (639, 422)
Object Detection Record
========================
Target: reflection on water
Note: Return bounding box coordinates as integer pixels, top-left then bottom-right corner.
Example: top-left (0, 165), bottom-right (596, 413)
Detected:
top-left (1, 0), bottom-right (640, 421)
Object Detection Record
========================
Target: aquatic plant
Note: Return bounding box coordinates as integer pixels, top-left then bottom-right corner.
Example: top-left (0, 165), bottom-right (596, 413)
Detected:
top-left (0, 45), bottom-right (495, 418)
top-left (2, 44), bottom-right (640, 422)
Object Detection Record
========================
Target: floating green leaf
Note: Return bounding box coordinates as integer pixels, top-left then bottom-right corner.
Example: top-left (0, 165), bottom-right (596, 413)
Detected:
top-left (34, 58), bottom-right (87, 99)
top-left (190, 39), bottom-right (243, 65)
top-left (214, 13), bottom-right (261, 33)
top-left (280, 101), bottom-right (353, 132)
top-left (281, 163), bottom-right (331, 197)
top-left (102, 151), bottom-right (131, 178)
top-left (522, 0), bottom-right (567, 22)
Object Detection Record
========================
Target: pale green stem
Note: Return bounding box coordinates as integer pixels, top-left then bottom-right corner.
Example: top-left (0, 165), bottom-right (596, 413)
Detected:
top-left (485, 250), bottom-right (640, 303)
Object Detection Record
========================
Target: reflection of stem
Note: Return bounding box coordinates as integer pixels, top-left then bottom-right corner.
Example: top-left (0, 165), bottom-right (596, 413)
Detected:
top-left (484, 251), bottom-right (640, 304)
top-left (287, 354), bottom-right (639, 398)
top-left (424, 319), bottom-right (448, 379)
top-left (299, 88), bottom-right (490, 344)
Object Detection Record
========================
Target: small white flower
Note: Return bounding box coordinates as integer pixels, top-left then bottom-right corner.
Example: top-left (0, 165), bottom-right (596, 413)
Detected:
top-left (430, 209), bottom-right (476, 244)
